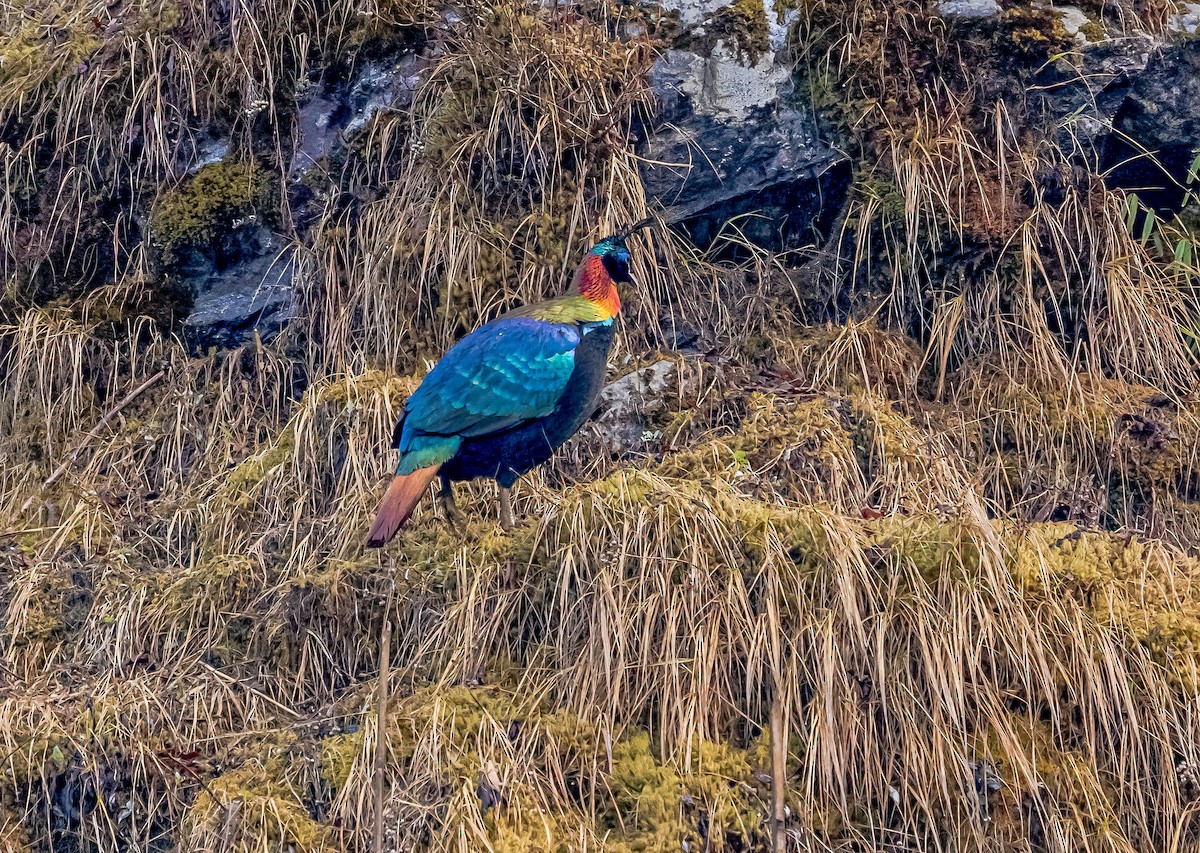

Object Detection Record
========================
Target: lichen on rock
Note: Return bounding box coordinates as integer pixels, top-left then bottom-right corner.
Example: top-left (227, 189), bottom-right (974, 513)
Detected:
top-left (695, 0), bottom-right (772, 64)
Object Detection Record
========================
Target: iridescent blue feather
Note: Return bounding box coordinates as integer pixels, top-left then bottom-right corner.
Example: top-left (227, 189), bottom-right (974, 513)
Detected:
top-left (394, 317), bottom-right (580, 474)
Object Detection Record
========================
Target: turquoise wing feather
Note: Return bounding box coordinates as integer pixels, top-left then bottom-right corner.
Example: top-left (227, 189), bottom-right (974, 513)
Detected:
top-left (395, 316), bottom-right (580, 474)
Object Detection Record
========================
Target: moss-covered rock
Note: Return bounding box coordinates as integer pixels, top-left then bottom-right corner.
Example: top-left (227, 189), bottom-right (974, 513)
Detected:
top-left (150, 161), bottom-right (276, 270)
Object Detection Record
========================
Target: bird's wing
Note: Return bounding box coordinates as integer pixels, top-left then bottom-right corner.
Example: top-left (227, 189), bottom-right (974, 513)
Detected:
top-left (400, 317), bottom-right (580, 446)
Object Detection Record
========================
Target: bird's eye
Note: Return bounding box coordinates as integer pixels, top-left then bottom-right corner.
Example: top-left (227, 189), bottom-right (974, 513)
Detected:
top-left (601, 252), bottom-right (634, 285)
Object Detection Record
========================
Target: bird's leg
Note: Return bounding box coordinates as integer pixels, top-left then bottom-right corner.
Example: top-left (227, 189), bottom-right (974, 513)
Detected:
top-left (438, 474), bottom-right (464, 529)
top-left (498, 485), bottom-right (514, 532)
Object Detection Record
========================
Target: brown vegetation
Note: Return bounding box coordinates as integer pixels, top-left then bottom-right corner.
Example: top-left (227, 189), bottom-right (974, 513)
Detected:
top-left (1, 0), bottom-right (1199, 850)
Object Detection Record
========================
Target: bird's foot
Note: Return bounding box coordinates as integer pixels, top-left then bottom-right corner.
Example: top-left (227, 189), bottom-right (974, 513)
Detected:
top-left (438, 494), bottom-right (465, 530)
top-left (499, 486), bottom-right (515, 533)
top-left (439, 477), bottom-right (465, 531)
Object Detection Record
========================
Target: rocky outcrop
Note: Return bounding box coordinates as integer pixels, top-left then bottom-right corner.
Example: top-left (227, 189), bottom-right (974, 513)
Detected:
top-left (1101, 39), bottom-right (1200, 210)
top-left (179, 46), bottom-right (426, 351)
top-left (160, 4), bottom-right (1200, 350)
top-left (291, 51), bottom-right (424, 178)
top-left (638, 0), bottom-right (849, 252)
top-left (182, 237), bottom-right (296, 353)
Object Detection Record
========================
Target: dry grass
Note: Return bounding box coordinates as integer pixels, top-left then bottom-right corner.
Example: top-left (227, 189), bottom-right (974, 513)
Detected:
top-left (293, 1), bottom-right (710, 378)
top-left (798, 0), bottom-right (1200, 393)
top-left (1, 0), bottom-right (1200, 850)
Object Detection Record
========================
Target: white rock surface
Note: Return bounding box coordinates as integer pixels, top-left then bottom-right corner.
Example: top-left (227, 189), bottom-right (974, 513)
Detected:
top-left (1168, 2), bottom-right (1200, 34)
top-left (659, 45), bottom-right (790, 122)
top-left (1056, 5), bottom-right (1091, 38)
top-left (595, 360), bottom-right (682, 454)
top-left (658, 0), bottom-right (795, 52)
top-left (935, 0), bottom-right (1001, 19)
top-left (658, 0), bottom-right (734, 27)
top-left (763, 0), bottom-right (799, 51)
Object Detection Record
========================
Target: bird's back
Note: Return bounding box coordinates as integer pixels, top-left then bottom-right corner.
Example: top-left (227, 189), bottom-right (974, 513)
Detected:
top-left (438, 313), bottom-right (614, 485)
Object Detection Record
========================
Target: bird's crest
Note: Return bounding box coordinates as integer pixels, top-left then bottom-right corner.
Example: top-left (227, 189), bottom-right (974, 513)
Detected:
top-left (618, 217), bottom-right (655, 241)
top-left (589, 217), bottom-right (655, 255)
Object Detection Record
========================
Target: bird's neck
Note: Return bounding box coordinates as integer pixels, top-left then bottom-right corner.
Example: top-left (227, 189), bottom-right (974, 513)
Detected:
top-left (569, 254), bottom-right (621, 321)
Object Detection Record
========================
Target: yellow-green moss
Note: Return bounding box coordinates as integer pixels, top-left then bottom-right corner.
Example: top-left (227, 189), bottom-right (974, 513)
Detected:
top-left (150, 161), bottom-right (274, 265)
top-left (770, 321), bottom-right (922, 394)
top-left (309, 369), bottom-right (413, 409)
top-left (331, 684), bottom-right (773, 851)
top-left (317, 731), bottom-right (359, 790)
top-left (656, 392), bottom-right (858, 499)
top-left (998, 7), bottom-right (1074, 60)
top-left (968, 710), bottom-right (1121, 840)
top-left (1010, 524), bottom-right (1200, 677)
top-left (865, 515), bottom-right (983, 583)
top-left (1079, 19), bottom-right (1106, 42)
top-left (604, 731), bottom-right (767, 852)
top-left (1, 731), bottom-right (74, 791)
top-left (852, 172), bottom-right (908, 223)
top-left (214, 428), bottom-right (296, 509)
top-left (771, 0), bottom-right (802, 25)
top-left (488, 815), bottom-right (573, 853)
top-left (185, 734), bottom-right (333, 852)
top-left (0, 18), bottom-right (103, 102)
top-left (387, 685), bottom-right (593, 765)
top-left (160, 554), bottom-right (256, 611)
top-left (697, 0), bottom-right (771, 64)
top-left (1, 564), bottom-right (90, 648)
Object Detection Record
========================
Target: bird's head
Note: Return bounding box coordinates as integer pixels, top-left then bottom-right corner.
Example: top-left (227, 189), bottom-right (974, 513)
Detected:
top-left (589, 235), bottom-right (634, 286)
top-left (571, 220), bottom-right (653, 319)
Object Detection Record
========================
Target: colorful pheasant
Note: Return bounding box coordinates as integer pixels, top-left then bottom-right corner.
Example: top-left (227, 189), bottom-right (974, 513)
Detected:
top-left (365, 231), bottom-right (641, 547)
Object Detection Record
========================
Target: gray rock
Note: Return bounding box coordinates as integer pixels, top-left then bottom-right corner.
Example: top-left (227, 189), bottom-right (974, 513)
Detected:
top-left (188, 136), bottom-right (230, 173)
top-left (344, 56), bottom-right (424, 136)
top-left (656, 0), bottom-right (732, 27)
top-left (292, 90), bottom-right (345, 177)
top-left (1102, 40), bottom-right (1200, 210)
top-left (763, 0), bottom-right (801, 51)
top-left (654, 46), bottom-right (790, 123)
top-left (641, 48), bottom-right (848, 252)
top-left (182, 233), bottom-right (296, 352)
top-left (594, 360), bottom-right (683, 455)
top-left (1032, 36), bottom-right (1155, 149)
top-left (1168, 3), bottom-right (1200, 35)
top-left (935, 0), bottom-right (1001, 20)
top-left (292, 50), bottom-right (424, 177)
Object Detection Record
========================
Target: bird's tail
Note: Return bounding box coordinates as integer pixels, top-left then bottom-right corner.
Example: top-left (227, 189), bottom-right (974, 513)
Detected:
top-left (365, 465), bottom-right (440, 548)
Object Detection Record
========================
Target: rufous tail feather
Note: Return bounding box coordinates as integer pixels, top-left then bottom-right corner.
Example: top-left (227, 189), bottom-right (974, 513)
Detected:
top-left (365, 465), bottom-right (439, 548)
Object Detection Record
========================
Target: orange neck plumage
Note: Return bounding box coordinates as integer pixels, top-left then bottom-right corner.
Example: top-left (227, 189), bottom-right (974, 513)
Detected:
top-left (571, 254), bottom-right (621, 320)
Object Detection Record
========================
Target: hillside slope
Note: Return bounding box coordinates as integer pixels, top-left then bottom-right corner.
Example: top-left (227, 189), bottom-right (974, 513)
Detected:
top-left (1, 0), bottom-right (1199, 850)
